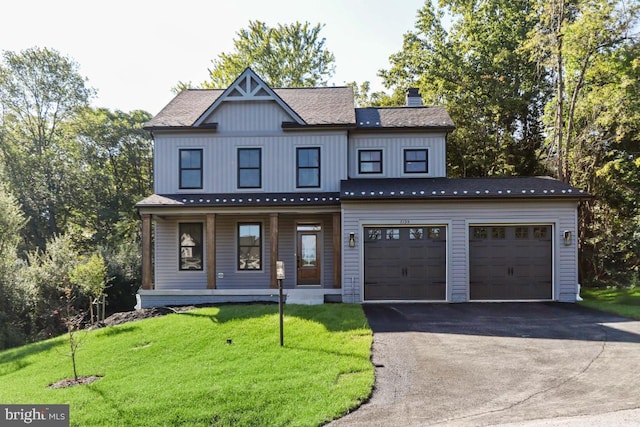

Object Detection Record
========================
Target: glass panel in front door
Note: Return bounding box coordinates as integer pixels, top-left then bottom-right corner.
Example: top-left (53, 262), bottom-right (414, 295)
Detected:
top-left (301, 235), bottom-right (317, 266)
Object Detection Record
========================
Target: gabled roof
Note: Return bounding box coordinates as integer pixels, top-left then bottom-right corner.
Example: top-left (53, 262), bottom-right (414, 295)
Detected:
top-left (355, 107), bottom-right (455, 129)
top-left (144, 69), bottom-right (356, 130)
top-left (341, 177), bottom-right (590, 200)
top-left (146, 90), bottom-right (224, 128)
top-left (193, 68), bottom-right (305, 127)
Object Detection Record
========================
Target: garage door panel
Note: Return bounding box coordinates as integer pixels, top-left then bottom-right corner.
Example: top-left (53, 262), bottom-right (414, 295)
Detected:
top-left (364, 226), bottom-right (447, 301)
top-left (470, 225), bottom-right (552, 300)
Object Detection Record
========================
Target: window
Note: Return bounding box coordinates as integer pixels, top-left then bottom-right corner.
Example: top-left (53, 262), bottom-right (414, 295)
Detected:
top-left (515, 227), bottom-right (530, 239)
top-left (404, 149), bottom-right (429, 174)
top-left (533, 226), bottom-right (548, 239)
top-left (367, 229), bottom-right (382, 240)
top-left (238, 223), bottom-right (262, 270)
top-left (179, 223), bottom-right (203, 271)
top-left (179, 149), bottom-right (202, 189)
top-left (386, 228), bottom-right (400, 240)
top-left (409, 228), bottom-right (424, 240)
top-left (491, 227), bottom-right (506, 239)
top-left (238, 148), bottom-right (261, 188)
top-left (473, 227), bottom-right (488, 239)
top-left (428, 227), bottom-right (442, 239)
top-left (358, 150), bottom-right (382, 174)
top-left (297, 147), bottom-right (320, 188)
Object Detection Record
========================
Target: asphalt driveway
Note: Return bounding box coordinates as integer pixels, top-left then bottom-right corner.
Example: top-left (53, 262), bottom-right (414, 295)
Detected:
top-left (330, 303), bottom-right (640, 426)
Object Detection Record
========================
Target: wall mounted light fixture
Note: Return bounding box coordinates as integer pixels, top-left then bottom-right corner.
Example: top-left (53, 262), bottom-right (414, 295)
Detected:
top-left (348, 232), bottom-right (356, 248)
top-left (563, 230), bottom-right (572, 246)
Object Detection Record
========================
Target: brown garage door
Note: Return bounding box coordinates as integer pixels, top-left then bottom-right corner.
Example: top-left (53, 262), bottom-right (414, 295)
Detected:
top-left (469, 225), bottom-right (552, 300)
top-left (364, 226), bottom-right (446, 300)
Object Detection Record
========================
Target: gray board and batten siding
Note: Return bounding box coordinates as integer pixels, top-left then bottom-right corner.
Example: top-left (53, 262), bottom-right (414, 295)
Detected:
top-left (153, 100), bottom-right (349, 195)
top-left (348, 132), bottom-right (447, 179)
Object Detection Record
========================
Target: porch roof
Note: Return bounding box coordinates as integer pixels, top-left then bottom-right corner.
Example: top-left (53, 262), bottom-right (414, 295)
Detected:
top-left (136, 192), bottom-right (341, 208)
top-left (340, 177), bottom-right (590, 200)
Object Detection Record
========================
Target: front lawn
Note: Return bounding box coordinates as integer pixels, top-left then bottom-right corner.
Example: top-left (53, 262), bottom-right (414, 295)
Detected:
top-left (579, 286), bottom-right (640, 319)
top-left (0, 304), bottom-right (373, 426)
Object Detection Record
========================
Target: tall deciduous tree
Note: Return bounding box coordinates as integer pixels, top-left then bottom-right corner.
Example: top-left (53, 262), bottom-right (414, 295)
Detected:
top-left (381, 0), bottom-right (549, 177)
top-left (0, 185), bottom-right (28, 349)
top-left (525, 0), bottom-right (639, 182)
top-left (69, 108), bottom-right (152, 313)
top-left (182, 21), bottom-right (335, 89)
top-left (0, 47), bottom-right (94, 249)
top-left (71, 108), bottom-right (153, 245)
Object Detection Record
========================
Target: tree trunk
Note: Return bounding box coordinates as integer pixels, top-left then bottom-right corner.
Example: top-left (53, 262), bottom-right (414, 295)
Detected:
top-left (555, 0), bottom-right (566, 182)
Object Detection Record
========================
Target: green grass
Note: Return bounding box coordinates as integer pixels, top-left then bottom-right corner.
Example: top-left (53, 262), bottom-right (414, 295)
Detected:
top-left (0, 304), bottom-right (373, 426)
top-left (579, 286), bottom-right (640, 319)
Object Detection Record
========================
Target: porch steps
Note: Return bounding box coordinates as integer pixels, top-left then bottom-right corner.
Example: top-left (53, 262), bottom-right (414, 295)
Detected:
top-left (285, 288), bottom-right (325, 305)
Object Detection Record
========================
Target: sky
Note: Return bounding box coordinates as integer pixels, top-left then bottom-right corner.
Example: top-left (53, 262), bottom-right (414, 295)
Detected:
top-left (1, 0), bottom-right (426, 115)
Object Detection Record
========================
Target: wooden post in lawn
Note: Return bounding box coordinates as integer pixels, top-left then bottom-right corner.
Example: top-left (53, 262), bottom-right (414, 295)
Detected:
top-left (276, 261), bottom-right (285, 347)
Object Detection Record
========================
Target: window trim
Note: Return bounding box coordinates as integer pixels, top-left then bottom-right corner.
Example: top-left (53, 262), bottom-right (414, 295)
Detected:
top-left (237, 222), bottom-right (263, 271)
top-left (358, 149), bottom-right (383, 174)
top-left (403, 148), bottom-right (429, 174)
top-left (179, 148), bottom-right (203, 189)
top-left (178, 222), bottom-right (203, 271)
top-left (237, 147), bottom-right (262, 189)
top-left (296, 147), bottom-right (321, 188)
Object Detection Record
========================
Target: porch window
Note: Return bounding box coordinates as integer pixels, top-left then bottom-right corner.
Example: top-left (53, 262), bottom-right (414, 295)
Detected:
top-left (358, 149), bottom-right (382, 174)
top-left (404, 149), bottom-right (429, 174)
top-left (238, 223), bottom-right (262, 270)
top-left (238, 148), bottom-right (261, 188)
top-left (296, 147), bottom-right (320, 188)
top-left (179, 223), bottom-right (203, 270)
top-left (179, 149), bottom-right (203, 189)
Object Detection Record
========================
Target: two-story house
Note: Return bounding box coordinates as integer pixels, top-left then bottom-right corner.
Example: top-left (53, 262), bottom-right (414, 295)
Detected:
top-left (136, 68), bottom-right (588, 308)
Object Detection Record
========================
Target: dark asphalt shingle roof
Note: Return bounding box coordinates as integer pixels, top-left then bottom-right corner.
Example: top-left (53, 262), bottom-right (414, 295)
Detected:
top-left (144, 87), bottom-right (356, 129)
top-left (144, 88), bottom-right (456, 131)
top-left (136, 177), bottom-right (588, 209)
top-left (136, 192), bottom-right (341, 207)
top-left (340, 177), bottom-right (589, 200)
top-left (147, 90), bottom-right (223, 128)
top-left (355, 107), bottom-right (455, 129)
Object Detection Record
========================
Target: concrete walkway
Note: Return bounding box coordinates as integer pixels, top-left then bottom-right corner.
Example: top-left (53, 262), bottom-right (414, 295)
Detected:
top-left (329, 303), bottom-right (640, 426)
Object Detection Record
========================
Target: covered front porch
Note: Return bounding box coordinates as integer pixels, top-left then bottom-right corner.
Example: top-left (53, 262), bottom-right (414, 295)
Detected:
top-left (137, 197), bottom-right (342, 307)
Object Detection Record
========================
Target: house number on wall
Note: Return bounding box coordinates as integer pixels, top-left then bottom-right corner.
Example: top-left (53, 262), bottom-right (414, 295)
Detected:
top-left (400, 219), bottom-right (411, 224)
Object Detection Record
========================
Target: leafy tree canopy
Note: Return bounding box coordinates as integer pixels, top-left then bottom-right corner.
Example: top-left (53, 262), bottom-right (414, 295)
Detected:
top-left (380, 0), bottom-right (549, 177)
top-left (0, 47), bottom-right (95, 249)
top-left (177, 20), bottom-right (336, 90)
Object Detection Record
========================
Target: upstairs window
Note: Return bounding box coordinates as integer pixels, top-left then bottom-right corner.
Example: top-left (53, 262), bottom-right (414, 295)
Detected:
top-left (179, 149), bottom-right (202, 189)
top-left (404, 149), bottom-right (429, 174)
top-left (297, 147), bottom-right (320, 188)
top-left (238, 148), bottom-right (261, 188)
top-left (358, 150), bottom-right (383, 174)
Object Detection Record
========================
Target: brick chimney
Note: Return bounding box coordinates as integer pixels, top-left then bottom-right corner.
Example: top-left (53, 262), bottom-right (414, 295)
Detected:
top-left (405, 87), bottom-right (423, 106)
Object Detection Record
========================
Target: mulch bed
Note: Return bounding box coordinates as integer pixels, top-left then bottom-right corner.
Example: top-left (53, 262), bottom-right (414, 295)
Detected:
top-left (87, 305), bottom-right (198, 330)
top-left (48, 375), bottom-right (102, 389)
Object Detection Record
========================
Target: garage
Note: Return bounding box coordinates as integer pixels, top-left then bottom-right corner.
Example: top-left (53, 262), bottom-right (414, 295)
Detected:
top-left (469, 225), bottom-right (552, 300)
top-left (364, 226), bottom-right (446, 300)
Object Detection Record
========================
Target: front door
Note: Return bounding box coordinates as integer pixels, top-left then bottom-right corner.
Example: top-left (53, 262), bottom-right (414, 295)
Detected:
top-left (297, 225), bottom-right (321, 285)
